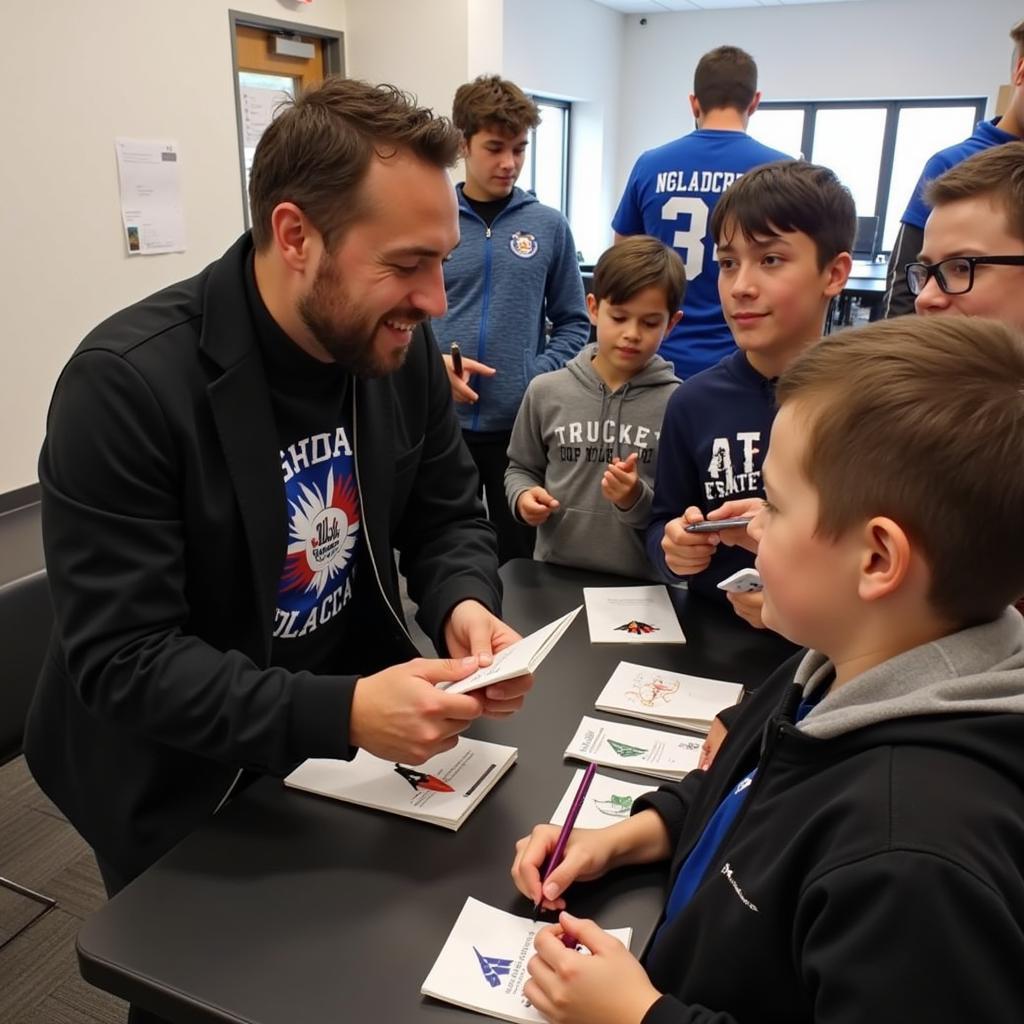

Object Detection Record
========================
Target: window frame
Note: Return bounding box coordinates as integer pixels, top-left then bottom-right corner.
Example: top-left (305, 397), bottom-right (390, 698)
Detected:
top-left (525, 94), bottom-right (571, 216)
top-left (757, 96), bottom-right (986, 254)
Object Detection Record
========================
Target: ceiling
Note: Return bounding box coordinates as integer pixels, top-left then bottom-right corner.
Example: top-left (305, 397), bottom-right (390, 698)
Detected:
top-left (592, 0), bottom-right (861, 12)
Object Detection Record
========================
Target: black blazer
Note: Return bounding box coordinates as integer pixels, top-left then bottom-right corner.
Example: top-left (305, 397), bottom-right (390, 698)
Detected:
top-left (25, 234), bottom-right (501, 880)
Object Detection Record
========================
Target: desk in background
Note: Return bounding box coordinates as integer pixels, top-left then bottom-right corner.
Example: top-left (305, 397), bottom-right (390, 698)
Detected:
top-left (77, 561), bottom-right (796, 1023)
top-left (830, 259), bottom-right (888, 331)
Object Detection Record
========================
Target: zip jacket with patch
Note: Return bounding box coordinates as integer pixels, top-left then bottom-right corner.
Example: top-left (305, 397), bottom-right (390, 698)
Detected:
top-left (505, 343), bottom-right (678, 579)
top-left (434, 185), bottom-right (590, 433)
top-left (633, 608), bottom-right (1024, 1024)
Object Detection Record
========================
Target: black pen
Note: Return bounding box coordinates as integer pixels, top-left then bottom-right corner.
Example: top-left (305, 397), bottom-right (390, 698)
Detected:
top-left (450, 342), bottom-right (463, 378)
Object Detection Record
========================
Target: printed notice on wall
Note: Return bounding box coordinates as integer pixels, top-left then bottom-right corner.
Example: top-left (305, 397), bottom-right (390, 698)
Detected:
top-left (114, 138), bottom-right (186, 256)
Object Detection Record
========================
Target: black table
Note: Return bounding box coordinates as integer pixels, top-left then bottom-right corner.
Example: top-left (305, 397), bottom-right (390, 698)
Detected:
top-left (833, 259), bottom-right (888, 329)
top-left (77, 561), bottom-right (796, 1023)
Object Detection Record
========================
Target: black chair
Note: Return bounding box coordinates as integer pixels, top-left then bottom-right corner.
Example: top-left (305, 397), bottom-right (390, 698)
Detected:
top-left (0, 569), bottom-right (57, 941)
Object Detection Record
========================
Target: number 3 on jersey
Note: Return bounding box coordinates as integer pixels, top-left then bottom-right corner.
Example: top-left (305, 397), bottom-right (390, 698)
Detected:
top-left (661, 197), bottom-right (711, 280)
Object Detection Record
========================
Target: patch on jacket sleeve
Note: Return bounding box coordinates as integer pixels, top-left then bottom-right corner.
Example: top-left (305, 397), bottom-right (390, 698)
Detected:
top-left (509, 231), bottom-right (539, 259)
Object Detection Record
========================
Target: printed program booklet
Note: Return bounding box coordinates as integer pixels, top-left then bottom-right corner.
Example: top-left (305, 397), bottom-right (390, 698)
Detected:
top-left (421, 897), bottom-right (632, 1024)
top-left (564, 716), bottom-right (703, 781)
top-left (283, 736), bottom-right (517, 831)
top-left (595, 661), bottom-right (743, 734)
top-left (582, 586), bottom-right (685, 644)
top-left (550, 768), bottom-right (656, 829)
top-left (436, 606), bottom-right (582, 695)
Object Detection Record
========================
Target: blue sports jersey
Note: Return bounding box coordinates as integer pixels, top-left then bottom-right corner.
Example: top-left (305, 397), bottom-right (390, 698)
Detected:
top-left (613, 130), bottom-right (790, 380)
top-left (901, 118), bottom-right (1016, 230)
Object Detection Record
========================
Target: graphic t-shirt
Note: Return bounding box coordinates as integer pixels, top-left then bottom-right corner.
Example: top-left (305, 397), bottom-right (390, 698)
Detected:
top-left (613, 129), bottom-right (790, 380)
top-left (244, 256), bottom-right (362, 675)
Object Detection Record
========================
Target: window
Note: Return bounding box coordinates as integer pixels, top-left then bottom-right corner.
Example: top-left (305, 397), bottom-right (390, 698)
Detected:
top-left (747, 98), bottom-right (985, 253)
top-left (518, 97), bottom-right (570, 215)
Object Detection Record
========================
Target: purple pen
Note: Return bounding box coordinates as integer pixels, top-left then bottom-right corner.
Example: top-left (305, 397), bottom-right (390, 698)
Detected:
top-left (535, 762), bottom-right (597, 923)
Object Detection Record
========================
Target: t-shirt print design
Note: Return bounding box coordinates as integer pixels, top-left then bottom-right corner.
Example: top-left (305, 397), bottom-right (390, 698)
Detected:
top-left (274, 430), bottom-right (361, 640)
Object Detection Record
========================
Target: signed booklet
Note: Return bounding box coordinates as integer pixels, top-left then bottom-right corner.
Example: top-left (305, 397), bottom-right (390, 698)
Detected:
top-left (595, 661), bottom-right (743, 734)
top-left (437, 606), bottom-right (582, 695)
top-left (564, 716), bottom-right (703, 782)
top-left (550, 768), bottom-right (656, 829)
top-left (582, 586), bottom-right (685, 644)
top-left (421, 897), bottom-right (632, 1024)
top-left (284, 736), bottom-right (516, 831)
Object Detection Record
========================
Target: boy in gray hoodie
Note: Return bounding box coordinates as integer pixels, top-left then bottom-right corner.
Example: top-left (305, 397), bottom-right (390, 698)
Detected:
top-left (504, 238), bottom-right (683, 579)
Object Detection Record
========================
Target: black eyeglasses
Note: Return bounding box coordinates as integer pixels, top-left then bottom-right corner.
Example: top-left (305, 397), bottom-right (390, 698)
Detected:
top-left (906, 255), bottom-right (1024, 296)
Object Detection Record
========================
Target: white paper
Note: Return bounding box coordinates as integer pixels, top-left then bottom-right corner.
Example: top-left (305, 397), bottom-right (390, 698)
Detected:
top-left (284, 736), bottom-right (516, 830)
top-left (114, 138), bottom-right (185, 255)
top-left (549, 769), bottom-right (656, 829)
top-left (438, 606), bottom-right (582, 695)
top-left (595, 662), bottom-right (742, 733)
top-left (583, 586), bottom-right (685, 644)
top-left (239, 84), bottom-right (291, 148)
top-left (422, 897), bottom-right (632, 1024)
top-left (564, 716), bottom-right (702, 781)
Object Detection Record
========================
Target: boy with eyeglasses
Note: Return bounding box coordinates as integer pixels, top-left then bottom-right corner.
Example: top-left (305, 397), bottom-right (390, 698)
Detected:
top-left (909, 141), bottom-right (1024, 329)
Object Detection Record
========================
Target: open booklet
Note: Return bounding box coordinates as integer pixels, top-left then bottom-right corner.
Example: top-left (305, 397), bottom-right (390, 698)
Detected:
top-left (422, 897), bottom-right (632, 1024)
top-left (283, 736), bottom-right (516, 831)
top-left (582, 586), bottom-right (686, 644)
top-left (565, 715), bottom-right (703, 782)
top-left (550, 768), bottom-right (656, 829)
top-left (436, 606), bottom-right (582, 695)
top-left (595, 661), bottom-right (743, 734)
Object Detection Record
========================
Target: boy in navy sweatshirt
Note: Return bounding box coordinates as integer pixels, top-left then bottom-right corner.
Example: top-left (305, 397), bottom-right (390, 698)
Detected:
top-left (646, 161), bottom-right (853, 629)
top-left (434, 76), bottom-right (590, 563)
top-left (512, 316), bottom-right (1024, 1024)
top-left (504, 237), bottom-right (683, 580)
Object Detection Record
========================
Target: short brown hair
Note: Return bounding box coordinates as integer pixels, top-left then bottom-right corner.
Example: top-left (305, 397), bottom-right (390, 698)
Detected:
top-left (711, 160), bottom-right (856, 269)
top-left (776, 317), bottom-right (1024, 626)
top-left (592, 237), bottom-right (686, 314)
top-left (249, 77), bottom-right (461, 251)
top-left (925, 141), bottom-right (1024, 244)
top-left (693, 46), bottom-right (757, 113)
top-left (452, 75), bottom-right (540, 140)
top-left (1011, 17), bottom-right (1024, 65)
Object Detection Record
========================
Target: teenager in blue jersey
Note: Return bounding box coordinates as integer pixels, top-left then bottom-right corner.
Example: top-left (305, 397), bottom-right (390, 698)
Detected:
top-left (434, 76), bottom-right (590, 564)
top-left (882, 17), bottom-right (1023, 318)
top-left (612, 46), bottom-right (789, 380)
top-left (646, 161), bottom-right (854, 629)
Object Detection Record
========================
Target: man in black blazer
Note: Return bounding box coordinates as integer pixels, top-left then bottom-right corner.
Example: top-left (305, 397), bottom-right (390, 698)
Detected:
top-left (25, 77), bottom-right (532, 937)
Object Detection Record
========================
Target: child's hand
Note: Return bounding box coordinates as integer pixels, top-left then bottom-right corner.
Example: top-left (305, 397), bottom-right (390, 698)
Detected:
top-left (524, 913), bottom-right (661, 1024)
top-left (727, 590), bottom-right (766, 629)
top-left (661, 506), bottom-right (718, 576)
top-left (601, 453), bottom-right (641, 509)
top-left (698, 715), bottom-right (728, 771)
top-left (708, 497), bottom-right (766, 553)
top-left (516, 487), bottom-right (560, 526)
top-left (511, 825), bottom-right (616, 911)
top-left (443, 353), bottom-right (496, 404)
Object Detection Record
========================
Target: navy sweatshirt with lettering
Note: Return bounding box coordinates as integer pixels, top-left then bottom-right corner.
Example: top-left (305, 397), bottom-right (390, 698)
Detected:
top-left (505, 343), bottom-right (679, 579)
top-left (645, 349), bottom-right (774, 603)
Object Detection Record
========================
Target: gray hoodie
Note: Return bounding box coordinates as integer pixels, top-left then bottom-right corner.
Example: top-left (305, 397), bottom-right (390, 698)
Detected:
top-left (796, 607), bottom-right (1024, 738)
top-left (505, 343), bottom-right (679, 579)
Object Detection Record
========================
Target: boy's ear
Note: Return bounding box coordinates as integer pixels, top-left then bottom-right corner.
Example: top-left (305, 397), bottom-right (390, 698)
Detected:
top-left (822, 251), bottom-right (853, 298)
top-left (586, 293), bottom-right (600, 326)
top-left (688, 94), bottom-right (702, 121)
top-left (747, 90), bottom-right (763, 117)
top-left (458, 132), bottom-right (472, 159)
top-left (857, 516), bottom-right (912, 604)
top-left (664, 310), bottom-right (684, 337)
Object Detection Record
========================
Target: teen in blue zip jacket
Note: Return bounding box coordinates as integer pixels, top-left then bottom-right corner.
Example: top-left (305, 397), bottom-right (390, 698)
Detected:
top-left (435, 76), bottom-right (590, 563)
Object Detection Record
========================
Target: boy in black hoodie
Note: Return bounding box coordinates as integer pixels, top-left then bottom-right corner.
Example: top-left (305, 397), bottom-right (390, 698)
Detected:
top-left (512, 315), bottom-right (1024, 1024)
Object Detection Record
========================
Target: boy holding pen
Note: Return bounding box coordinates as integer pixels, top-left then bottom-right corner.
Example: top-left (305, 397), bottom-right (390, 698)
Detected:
top-left (512, 315), bottom-right (1024, 1023)
top-left (504, 237), bottom-right (683, 580)
top-left (646, 160), bottom-right (853, 630)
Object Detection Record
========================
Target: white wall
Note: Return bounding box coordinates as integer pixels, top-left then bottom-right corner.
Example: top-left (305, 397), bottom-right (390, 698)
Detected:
top-left (3, 0), bottom-right (347, 495)
top-left (617, 0), bottom-right (1021, 195)
top-left (503, 0), bottom-right (626, 263)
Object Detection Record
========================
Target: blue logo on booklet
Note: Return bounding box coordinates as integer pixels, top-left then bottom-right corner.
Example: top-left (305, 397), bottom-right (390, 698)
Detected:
top-left (473, 947), bottom-right (513, 987)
